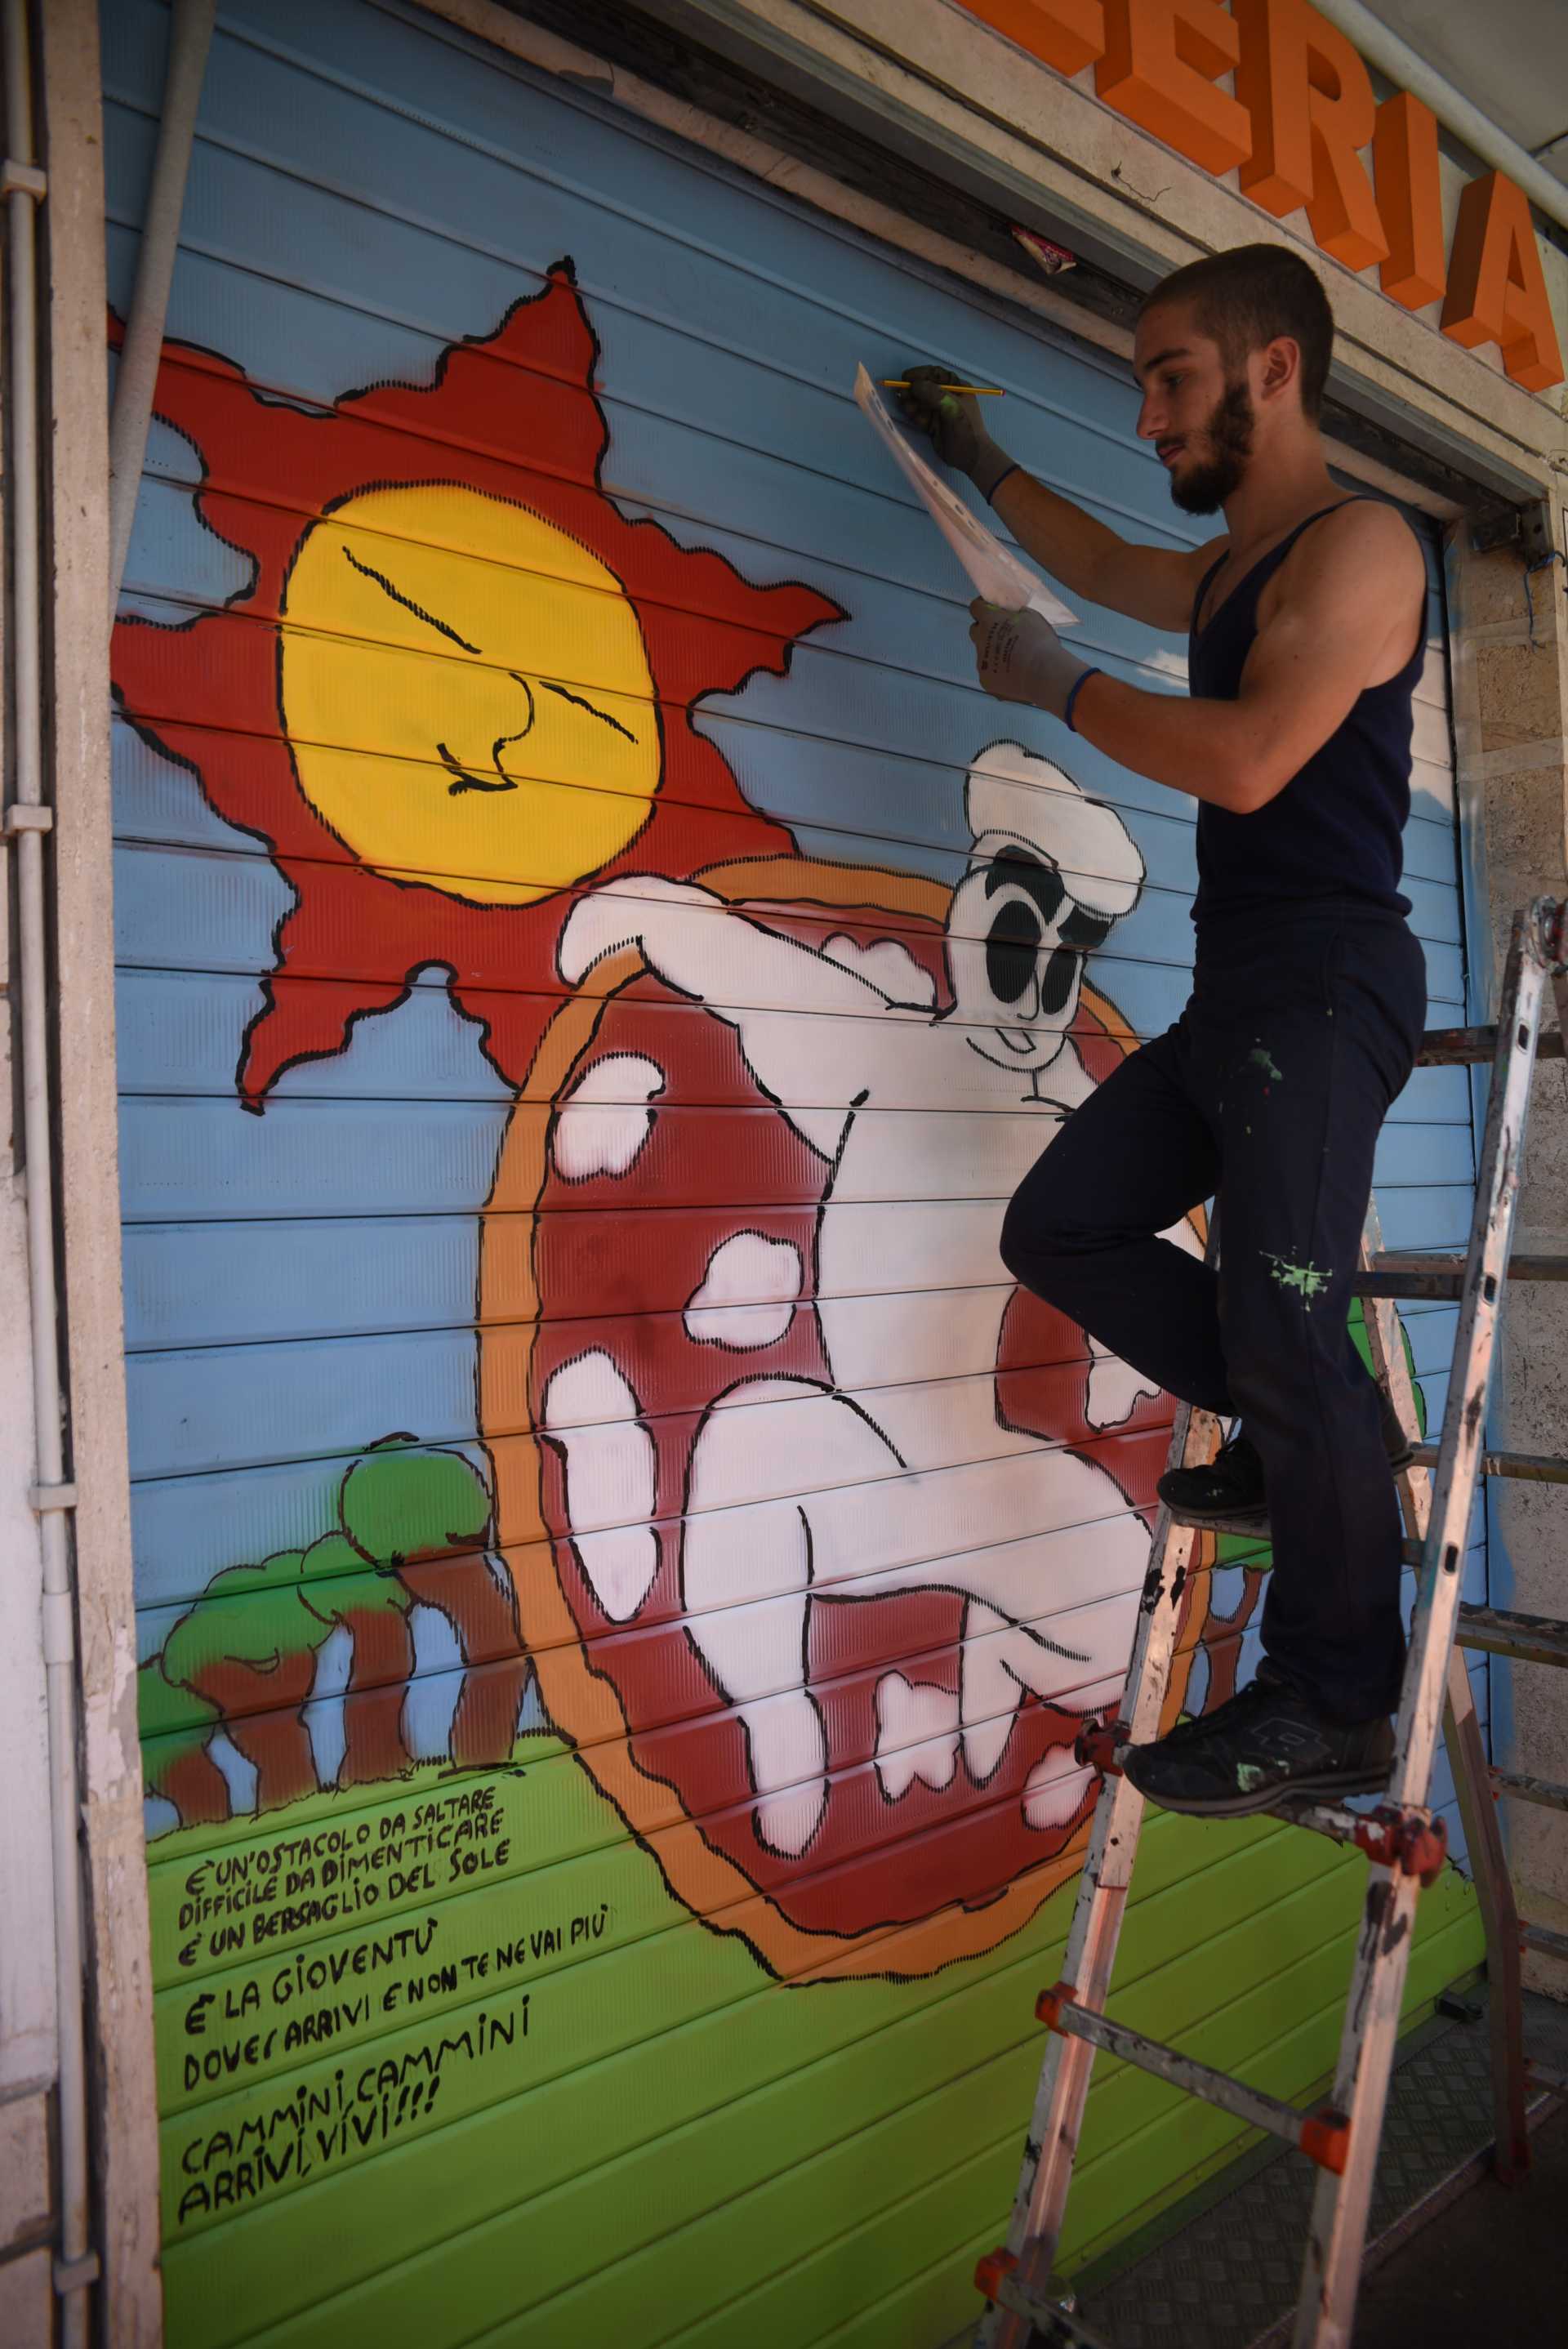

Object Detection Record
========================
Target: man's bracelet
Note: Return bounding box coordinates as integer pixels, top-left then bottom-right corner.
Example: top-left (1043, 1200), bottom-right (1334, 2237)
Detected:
top-left (982, 460), bottom-right (1021, 506)
top-left (1063, 667), bottom-right (1102, 735)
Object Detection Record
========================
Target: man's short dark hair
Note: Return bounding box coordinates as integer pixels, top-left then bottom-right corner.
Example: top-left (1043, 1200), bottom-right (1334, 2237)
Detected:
top-left (1143, 243), bottom-right (1334, 419)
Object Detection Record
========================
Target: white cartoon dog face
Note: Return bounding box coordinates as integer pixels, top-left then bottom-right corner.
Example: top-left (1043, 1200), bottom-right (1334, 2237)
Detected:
top-left (946, 742), bottom-right (1145, 1068)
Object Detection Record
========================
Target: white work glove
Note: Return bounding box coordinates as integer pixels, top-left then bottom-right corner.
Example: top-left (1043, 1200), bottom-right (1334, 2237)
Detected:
top-left (969, 600), bottom-right (1093, 721)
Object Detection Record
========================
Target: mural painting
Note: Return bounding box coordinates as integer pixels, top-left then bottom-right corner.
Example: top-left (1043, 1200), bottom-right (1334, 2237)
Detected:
top-left (105, 13), bottom-right (1480, 2331)
top-left (124, 262), bottom-right (1221, 1952)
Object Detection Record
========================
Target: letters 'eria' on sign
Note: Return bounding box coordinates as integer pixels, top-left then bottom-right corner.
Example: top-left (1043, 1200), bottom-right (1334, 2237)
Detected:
top-left (957, 0), bottom-right (1565, 392)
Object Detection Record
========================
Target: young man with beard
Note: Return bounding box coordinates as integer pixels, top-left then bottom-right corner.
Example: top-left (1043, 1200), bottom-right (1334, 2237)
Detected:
top-left (898, 241), bottom-right (1430, 1817)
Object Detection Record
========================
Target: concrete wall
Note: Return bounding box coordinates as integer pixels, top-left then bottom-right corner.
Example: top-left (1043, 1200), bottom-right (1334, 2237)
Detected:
top-left (0, 2094), bottom-right (55, 2345)
top-left (1450, 526), bottom-right (1568, 1993)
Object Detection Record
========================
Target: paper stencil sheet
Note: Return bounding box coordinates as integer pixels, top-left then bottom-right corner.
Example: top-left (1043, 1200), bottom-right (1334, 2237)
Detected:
top-left (854, 366), bottom-right (1077, 628)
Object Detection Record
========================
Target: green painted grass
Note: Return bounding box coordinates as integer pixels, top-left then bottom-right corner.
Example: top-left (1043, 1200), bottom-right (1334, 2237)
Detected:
top-left (156, 1747), bottom-right (1481, 2349)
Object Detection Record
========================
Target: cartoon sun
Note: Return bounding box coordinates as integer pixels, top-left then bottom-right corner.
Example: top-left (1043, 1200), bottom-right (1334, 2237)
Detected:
top-left (110, 262), bottom-right (842, 1100)
top-left (280, 485), bottom-right (665, 903)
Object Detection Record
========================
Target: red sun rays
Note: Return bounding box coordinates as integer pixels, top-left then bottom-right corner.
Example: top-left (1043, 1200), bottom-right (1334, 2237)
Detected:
top-left (110, 264), bottom-right (844, 1103)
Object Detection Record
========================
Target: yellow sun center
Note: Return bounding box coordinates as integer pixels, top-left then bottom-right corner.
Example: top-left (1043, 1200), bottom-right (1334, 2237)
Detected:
top-left (278, 484), bottom-right (662, 905)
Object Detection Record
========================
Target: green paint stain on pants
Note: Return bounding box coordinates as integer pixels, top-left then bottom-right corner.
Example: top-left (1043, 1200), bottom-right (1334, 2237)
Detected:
top-left (1264, 1252), bottom-right (1330, 1300)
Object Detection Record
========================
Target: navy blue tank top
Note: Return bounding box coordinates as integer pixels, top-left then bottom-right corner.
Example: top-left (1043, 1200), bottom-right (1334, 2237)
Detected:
top-left (1188, 495), bottom-right (1424, 929)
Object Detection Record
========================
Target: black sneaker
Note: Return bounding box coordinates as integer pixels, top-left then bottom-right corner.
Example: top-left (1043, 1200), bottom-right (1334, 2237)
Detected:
top-left (1158, 1427), bottom-right (1269, 1535)
top-left (1121, 1670), bottom-right (1394, 1818)
top-left (1158, 1393), bottom-right (1414, 1536)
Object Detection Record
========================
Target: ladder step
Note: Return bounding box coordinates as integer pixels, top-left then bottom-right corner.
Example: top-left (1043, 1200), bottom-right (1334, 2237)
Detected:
top-left (1354, 1250), bottom-right (1568, 1299)
top-left (1522, 1920), bottom-right (1568, 1966)
top-left (1034, 1986), bottom-right (1348, 2170)
top-left (1416, 1023), bottom-right (1565, 1065)
top-left (1457, 1604), bottom-right (1568, 1669)
top-left (1410, 1441), bottom-right (1568, 1486)
top-left (1492, 1768), bottom-right (1568, 1815)
top-left (1267, 1797), bottom-right (1447, 1882)
top-left (1078, 1745), bottom-right (1445, 1880)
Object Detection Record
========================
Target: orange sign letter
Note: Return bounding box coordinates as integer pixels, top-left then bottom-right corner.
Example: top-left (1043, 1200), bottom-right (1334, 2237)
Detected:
top-left (1096, 0), bottom-right (1253, 176)
top-left (957, 0), bottom-right (1107, 76)
top-left (1442, 171), bottom-right (1566, 392)
top-left (1233, 0), bottom-right (1389, 272)
top-left (1373, 91), bottom-right (1446, 310)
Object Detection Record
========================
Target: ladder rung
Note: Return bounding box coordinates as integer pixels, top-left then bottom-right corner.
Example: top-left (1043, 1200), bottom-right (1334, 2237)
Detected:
top-left (1034, 1986), bottom-right (1348, 2170)
top-left (1457, 1604), bottom-right (1568, 1669)
top-left (973, 2256), bottom-right (1111, 2347)
top-left (1080, 1738), bottom-right (1443, 1880)
top-left (1492, 1768), bottom-right (1568, 1815)
top-left (1522, 1919), bottom-right (1568, 1965)
top-left (1411, 1441), bottom-right (1568, 1486)
top-left (1354, 1250), bottom-right (1568, 1299)
top-left (1416, 1023), bottom-right (1566, 1065)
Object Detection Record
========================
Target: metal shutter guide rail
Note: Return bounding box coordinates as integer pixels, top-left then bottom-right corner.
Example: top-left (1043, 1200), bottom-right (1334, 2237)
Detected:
top-left (977, 898), bottom-right (1568, 2349)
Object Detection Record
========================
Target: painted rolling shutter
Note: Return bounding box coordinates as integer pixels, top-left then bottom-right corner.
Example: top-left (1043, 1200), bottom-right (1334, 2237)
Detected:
top-left (105, 1), bottom-right (1482, 2343)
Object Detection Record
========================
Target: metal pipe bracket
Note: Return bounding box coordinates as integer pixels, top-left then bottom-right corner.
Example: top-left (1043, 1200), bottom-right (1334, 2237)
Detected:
top-left (1, 156), bottom-right (45, 201)
top-left (29, 1479), bottom-right (77, 1509)
top-left (3, 802), bottom-right (53, 837)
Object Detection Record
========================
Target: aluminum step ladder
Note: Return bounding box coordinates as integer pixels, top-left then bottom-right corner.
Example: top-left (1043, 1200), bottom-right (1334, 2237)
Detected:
top-left (974, 896), bottom-right (1568, 2349)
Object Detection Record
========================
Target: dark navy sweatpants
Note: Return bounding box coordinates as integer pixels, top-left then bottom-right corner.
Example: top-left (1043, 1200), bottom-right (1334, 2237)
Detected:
top-left (1002, 900), bottom-right (1428, 1723)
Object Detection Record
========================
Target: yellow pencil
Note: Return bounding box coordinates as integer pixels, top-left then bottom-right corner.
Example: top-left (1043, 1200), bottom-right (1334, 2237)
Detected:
top-left (880, 379), bottom-right (1005, 395)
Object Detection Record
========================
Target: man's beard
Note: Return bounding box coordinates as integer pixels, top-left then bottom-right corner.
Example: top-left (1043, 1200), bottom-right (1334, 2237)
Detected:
top-left (1169, 377), bottom-right (1254, 515)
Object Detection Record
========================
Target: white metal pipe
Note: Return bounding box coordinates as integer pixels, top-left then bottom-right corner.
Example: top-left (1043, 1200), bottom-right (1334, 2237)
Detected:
top-left (1312, 0), bottom-right (1568, 238)
top-left (3, 1), bottom-right (93, 2339)
top-left (106, 0), bottom-right (214, 609)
